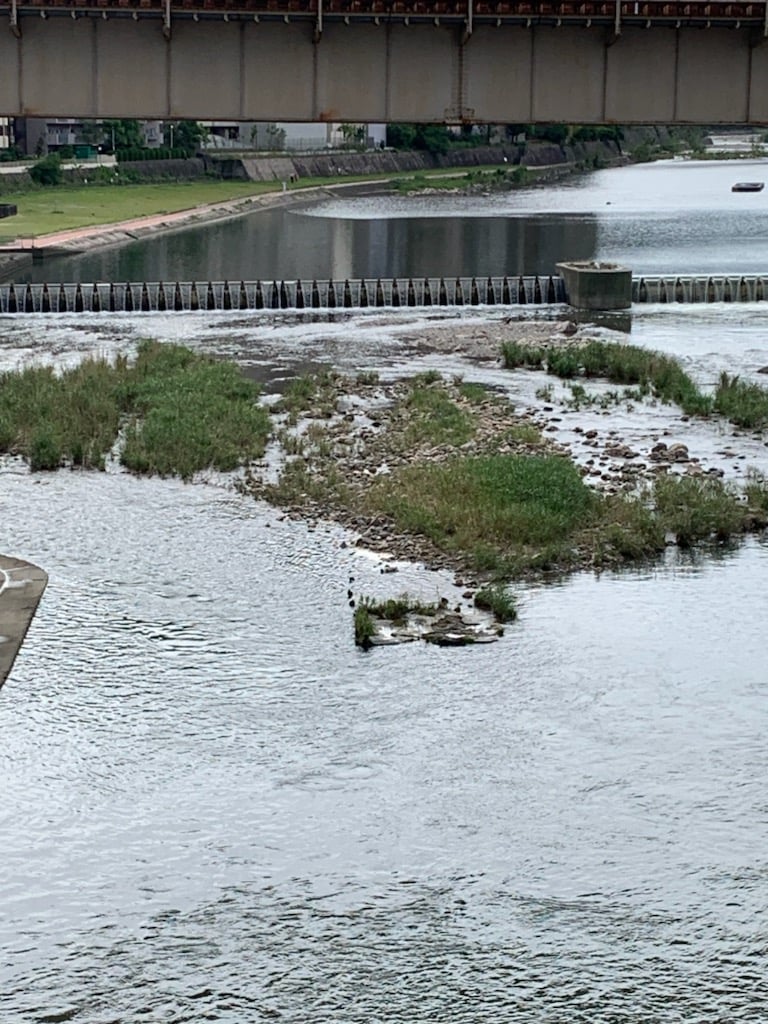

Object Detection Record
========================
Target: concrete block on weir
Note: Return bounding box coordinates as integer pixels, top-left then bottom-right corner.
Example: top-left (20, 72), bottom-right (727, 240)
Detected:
top-left (0, 556), bottom-right (47, 688)
top-left (556, 261), bottom-right (632, 311)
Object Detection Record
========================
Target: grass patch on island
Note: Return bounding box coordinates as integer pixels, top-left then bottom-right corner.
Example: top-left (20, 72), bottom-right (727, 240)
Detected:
top-left (713, 372), bottom-right (768, 429)
top-left (502, 338), bottom-right (768, 430)
top-left (366, 453), bottom-right (595, 570)
top-left (119, 342), bottom-right (270, 479)
top-left (502, 339), bottom-right (714, 417)
top-left (353, 594), bottom-right (441, 649)
top-left (247, 367), bottom-right (768, 581)
top-left (0, 341), bottom-right (269, 478)
top-left (473, 584), bottom-right (518, 622)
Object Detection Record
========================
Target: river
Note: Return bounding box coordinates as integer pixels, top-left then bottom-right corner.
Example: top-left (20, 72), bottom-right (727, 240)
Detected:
top-left (15, 156), bottom-right (768, 284)
top-left (2, 159), bottom-right (768, 1022)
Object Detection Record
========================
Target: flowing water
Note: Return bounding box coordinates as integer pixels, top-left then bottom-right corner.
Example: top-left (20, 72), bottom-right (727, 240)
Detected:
top-left (3, 160), bottom-right (768, 1022)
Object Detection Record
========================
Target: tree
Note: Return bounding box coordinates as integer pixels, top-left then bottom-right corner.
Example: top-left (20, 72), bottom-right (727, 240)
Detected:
top-left (414, 125), bottom-right (451, 155)
top-left (339, 123), bottom-right (366, 147)
top-left (102, 119), bottom-right (143, 152)
top-left (386, 123), bottom-right (417, 149)
top-left (164, 120), bottom-right (207, 155)
top-left (385, 123), bottom-right (452, 155)
top-left (77, 120), bottom-right (104, 147)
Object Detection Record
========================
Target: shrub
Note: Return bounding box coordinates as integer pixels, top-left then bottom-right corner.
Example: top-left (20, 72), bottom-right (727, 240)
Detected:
top-left (29, 154), bottom-right (62, 186)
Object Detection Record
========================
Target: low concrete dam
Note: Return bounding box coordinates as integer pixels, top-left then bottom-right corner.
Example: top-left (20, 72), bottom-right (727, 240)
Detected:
top-left (0, 276), bottom-right (565, 313)
top-left (1, 275), bottom-right (767, 314)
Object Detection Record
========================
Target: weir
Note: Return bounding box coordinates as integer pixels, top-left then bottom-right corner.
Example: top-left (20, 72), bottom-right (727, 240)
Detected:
top-left (0, 276), bottom-right (565, 314)
top-left (632, 275), bottom-right (768, 303)
top-left (1, 274), bottom-right (768, 314)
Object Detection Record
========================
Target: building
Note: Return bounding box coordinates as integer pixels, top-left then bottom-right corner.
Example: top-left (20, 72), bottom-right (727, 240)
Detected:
top-left (200, 121), bottom-right (387, 152)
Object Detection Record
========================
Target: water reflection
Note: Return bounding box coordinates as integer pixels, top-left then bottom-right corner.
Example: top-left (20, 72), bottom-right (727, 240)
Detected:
top-left (25, 206), bottom-right (599, 284)
top-left (13, 158), bottom-right (768, 285)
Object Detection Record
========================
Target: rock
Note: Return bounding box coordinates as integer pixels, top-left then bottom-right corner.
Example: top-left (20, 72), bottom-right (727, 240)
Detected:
top-left (757, 366), bottom-right (768, 374)
top-left (558, 320), bottom-right (578, 336)
top-left (666, 443), bottom-right (689, 462)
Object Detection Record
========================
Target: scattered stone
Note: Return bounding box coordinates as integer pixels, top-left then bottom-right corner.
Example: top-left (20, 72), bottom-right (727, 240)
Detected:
top-left (666, 443), bottom-right (690, 462)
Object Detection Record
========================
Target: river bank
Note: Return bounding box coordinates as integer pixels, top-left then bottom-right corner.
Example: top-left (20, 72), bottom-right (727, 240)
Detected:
top-left (0, 180), bottom-right (391, 282)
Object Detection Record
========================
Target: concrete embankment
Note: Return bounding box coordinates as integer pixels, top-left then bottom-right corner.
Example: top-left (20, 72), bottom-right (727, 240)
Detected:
top-left (0, 556), bottom-right (47, 687)
top-left (210, 139), bottom-right (625, 183)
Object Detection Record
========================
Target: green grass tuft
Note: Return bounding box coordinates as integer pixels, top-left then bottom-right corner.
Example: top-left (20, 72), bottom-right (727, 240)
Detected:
top-left (473, 584), bottom-right (517, 622)
top-left (0, 341), bottom-right (270, 479)
top-left (368, 453), bottom-right (596, 562)
top-left (714, 372), bottom-right (768, 428)
top-left (354, 605), bottom-right (377, 649)
top-left (652, 474), bottom-right (744, 547)
top-left (502, 339), bottom-right (716, 418)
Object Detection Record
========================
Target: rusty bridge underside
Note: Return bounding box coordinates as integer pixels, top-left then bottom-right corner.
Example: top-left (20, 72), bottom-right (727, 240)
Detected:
top-left (3, 0), bottom-right (768, 120)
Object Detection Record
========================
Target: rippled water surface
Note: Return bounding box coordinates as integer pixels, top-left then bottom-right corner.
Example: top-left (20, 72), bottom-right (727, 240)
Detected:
top-left (4, 164), bottom-right (768, 1019)
top-left (3, 457), bottom-right (768, 1023)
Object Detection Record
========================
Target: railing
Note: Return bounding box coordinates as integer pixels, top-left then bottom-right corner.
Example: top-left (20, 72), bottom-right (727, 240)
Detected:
top-left (2, 0), bottom-right (768, 26)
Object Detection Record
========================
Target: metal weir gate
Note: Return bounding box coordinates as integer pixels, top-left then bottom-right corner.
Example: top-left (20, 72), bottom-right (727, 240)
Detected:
top-left (2, 275), bottom-right (768, 313)
top-left (632, 275), bottom-right (768, 303)
top-left (0, 276), bottom-right (565, 313)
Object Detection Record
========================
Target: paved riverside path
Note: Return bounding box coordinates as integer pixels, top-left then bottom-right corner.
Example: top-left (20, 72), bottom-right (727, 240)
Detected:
top-left (0, 556), bottom-right (47, 687)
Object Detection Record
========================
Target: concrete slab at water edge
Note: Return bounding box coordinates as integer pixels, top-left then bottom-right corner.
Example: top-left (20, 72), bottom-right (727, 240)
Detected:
top-left (0, 556), bottom-right (47, 688)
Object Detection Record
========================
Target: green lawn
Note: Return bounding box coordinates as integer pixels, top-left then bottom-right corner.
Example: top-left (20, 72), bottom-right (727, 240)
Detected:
top-left (0, 180), bottom-right (284, 242)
